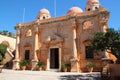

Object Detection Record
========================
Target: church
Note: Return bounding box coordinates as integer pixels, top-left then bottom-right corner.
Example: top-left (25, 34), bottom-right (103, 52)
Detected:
top-left (13, 0), bottom-right (109, 72)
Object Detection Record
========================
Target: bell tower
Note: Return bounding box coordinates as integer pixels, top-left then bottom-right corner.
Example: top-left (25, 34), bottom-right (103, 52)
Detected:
top-left (37, 8), bottom-right (51, 20)
top-left (85, 0), bottom-right (101, 11)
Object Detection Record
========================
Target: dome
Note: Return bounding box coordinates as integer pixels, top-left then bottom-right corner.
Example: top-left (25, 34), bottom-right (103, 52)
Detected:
top-left (86, 0), bottom-right (99, 5)
top-left (67, 6), bottom-right (83, 15)
top-left (39, 8), bottom-right (50, 14)
top-left (37, 8), bottom-right (51, 20)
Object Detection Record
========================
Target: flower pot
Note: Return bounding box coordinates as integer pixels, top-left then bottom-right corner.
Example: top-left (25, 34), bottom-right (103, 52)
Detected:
top-left (38, 67), bottom-right (42, 71)
top-left (63, 68), bottom-right (67, 72)
top-left (21, 66), bottom-right (26, 70)
top-left (88, 67), bottom-right (93, 72)
top-left (37, 61), bottom-right (45, 71)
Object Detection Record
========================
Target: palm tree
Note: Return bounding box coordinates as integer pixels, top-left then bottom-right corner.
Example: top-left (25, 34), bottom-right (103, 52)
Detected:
top-left (89, 28), bottom-right (120, 63)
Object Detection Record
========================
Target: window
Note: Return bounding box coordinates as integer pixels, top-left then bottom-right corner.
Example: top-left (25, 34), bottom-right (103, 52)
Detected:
top-left (88, 8), bottom-right (91, 11)
top-left (86, 46), bottom-right (94, 59)
top-left (43, 16), bottom-right (46, 19)
top-left (95, 7), bottom-right (98, 10)
top-left (25, 50), bottom-right (30, 60)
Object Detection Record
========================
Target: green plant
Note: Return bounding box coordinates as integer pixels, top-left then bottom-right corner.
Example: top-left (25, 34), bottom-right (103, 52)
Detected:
top-left (37, 61), bottom-right (45, 67)
top-left (86, 62), bottom-right (96, 68)
top-left (19, 60), bottom-right (28, 66)
top-left (61, 62), bottom-right (70, 68)
top-left (88, 28), bottom-right (120, 62)
top-left (0, 61), bottom-right (4, 65)
top-left (0, 43), bottom-right (7, 60)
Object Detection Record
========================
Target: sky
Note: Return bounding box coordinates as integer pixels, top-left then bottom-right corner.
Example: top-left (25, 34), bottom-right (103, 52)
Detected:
top-left (0, 0), bottom-right (120, 33)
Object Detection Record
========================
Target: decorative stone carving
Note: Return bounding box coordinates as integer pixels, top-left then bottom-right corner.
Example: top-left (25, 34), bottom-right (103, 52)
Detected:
top-left (45, 34), bottom-right (63, 43)
top-left (83, 21), bottom-right (93, 30)
top-left (46, 36), bottom-right (51, 42)
top-left (26, 29), bottom-right (32, 37)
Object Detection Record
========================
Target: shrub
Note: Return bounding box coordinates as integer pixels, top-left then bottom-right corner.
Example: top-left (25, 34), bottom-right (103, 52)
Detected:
top-left (19, 60), bottom-right (28, 66)
top-left (86, 62), bottom-right (96, 68)
top-left (61, 62), bottom-right (70, 68)
top-left (0, 61), bottom-right (4, 65)
top-left (37, 61), bottom-right (45, 67)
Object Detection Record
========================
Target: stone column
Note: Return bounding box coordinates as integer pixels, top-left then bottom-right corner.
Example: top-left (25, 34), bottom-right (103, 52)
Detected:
top-left (31, 27), bottom-right (38, 70)
top-left (73, 28), bottom-right (77, 58)
top-left (70, 26), bottom-right (79, 72)
top-left (13, 26), bottom-right (20, 70)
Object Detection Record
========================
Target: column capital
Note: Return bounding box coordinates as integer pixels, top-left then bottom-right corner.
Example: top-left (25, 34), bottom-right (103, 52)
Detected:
top-left (34, 31), bottom-right (39, 35)
top-left (17, 33), bottom-right (20, 36)
top-left (71, 25), bottom-right (76, 30)
top-left (16, 29), bottom-right (21, 36)
top-left (34, 26), bottom-right (39, 35)
top-left (15, 23), bottom-right (22, 30)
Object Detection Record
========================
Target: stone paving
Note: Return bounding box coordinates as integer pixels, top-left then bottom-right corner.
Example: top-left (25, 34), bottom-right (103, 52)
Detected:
top-left (0, 69), bottom-right (101, 80)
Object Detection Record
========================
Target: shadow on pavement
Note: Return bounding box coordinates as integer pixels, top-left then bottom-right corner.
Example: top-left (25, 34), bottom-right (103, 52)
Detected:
top-left (59, 74), bottom-right (101, 80)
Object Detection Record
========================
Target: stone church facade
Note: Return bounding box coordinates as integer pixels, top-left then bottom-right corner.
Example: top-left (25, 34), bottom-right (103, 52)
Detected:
top-left (13, 0), bottom-right (109, 72)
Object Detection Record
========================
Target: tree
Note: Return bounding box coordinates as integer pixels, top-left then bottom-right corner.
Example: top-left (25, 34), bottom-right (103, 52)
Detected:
top-left (8, 32), bottom-right (13, 37)
top-left (0, 30), bottom-right (16, 38)
top-left (2, 30), bottom-right (8, 36)
top-left (88, 28), bottom-right (120, 62)
top-left (0, 43), bottom-right (7, 62)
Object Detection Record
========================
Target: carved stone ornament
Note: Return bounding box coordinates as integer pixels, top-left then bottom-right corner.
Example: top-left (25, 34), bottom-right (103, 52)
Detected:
top-left (26, 29), bottom-right (32, 37)
top-left (45, 34), bottom-right (63, 44)
top-left (83, 21), bottom-right (93, 30)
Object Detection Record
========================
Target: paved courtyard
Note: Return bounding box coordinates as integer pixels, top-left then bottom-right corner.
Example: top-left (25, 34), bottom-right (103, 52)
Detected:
top-left (0, 69), bottom-right (101, 80)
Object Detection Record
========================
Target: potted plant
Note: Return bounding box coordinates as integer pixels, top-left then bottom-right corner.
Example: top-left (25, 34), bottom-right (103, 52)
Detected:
top-left (61, 62), bottom-right (70, 72)
top-left (19, 60), bottom-right (28, 70)
top-left (86, 62), bottom-right (96, 72)
top-left (37, 61), bottom-right (45, 71)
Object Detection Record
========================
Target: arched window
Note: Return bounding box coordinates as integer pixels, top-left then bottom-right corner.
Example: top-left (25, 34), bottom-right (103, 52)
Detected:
top-left (88, 8), bottom-right (91, 11)
top-left (43, 16), bottom-right (46, 19)
top-left (26, 29), bottom-right (32, 37)
top-left (95, 7), bottom-right (98, 10)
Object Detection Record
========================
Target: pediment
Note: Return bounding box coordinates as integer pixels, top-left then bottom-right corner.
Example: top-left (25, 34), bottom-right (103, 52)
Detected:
top-left (46, 34), bottom-right (63, 43)
top-left (51, 34), bottom-right (63, 41)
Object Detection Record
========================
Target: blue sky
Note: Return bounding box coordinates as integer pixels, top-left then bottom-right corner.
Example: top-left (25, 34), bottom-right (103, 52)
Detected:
top-left (0, 0), bottom-right (120, 33)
